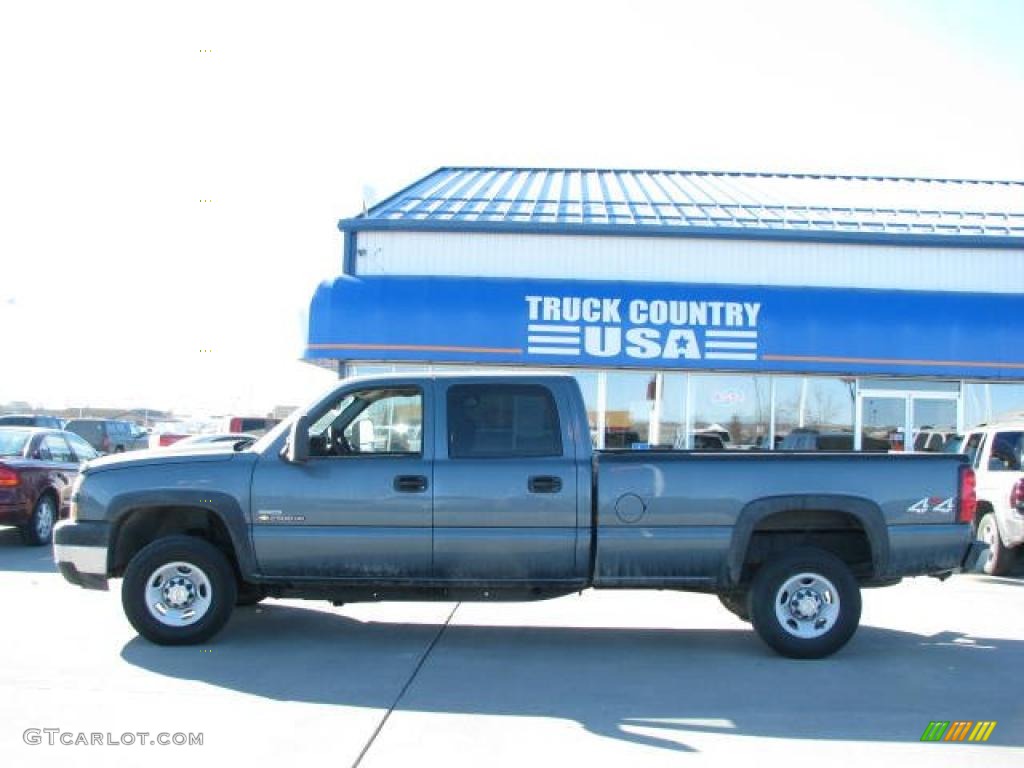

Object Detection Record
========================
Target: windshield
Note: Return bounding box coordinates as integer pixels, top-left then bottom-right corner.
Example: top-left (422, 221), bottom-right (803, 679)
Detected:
top-left (0, 430), bottom-right (30, 457)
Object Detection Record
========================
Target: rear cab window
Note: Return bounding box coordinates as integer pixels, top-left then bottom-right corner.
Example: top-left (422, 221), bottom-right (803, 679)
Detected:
top-left (447, 384), bottom-right (563, 458)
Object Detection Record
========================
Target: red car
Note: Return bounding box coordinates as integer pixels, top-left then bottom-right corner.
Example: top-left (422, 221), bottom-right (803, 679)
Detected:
top-left (0, 427), bottom-right (97, 546)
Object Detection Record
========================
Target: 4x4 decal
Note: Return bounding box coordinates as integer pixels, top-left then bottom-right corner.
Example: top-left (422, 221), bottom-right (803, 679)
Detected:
top-left (908, 496), bottom-right (954, 515)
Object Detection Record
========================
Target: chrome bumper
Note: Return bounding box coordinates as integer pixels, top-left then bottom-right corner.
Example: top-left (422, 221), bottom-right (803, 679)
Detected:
top-left (53, 520), bottom-right (110, 590)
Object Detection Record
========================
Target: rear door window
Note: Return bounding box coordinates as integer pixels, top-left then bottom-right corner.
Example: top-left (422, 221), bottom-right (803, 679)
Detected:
top-left (447, 384), bottom-right (562, 458)
top-left (65, 432), bottom-right (99, 462)
top-left (43, 435), bottom-right (75, 463)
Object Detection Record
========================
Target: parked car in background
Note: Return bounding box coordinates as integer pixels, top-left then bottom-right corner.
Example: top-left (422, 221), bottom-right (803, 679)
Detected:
top-left (778, 429), bottom-right (890, 452)
top-left (943, 435), bottom-right (964, 454)
top-left (0, 414), bottom-right (64, 429)
top-left (0, 427), bottom-right (96, 545)
top-left (225, 416), bottom-right (280, 435)
top-left (64, 419), bottom-right (148, 455)
top-left (149, 431), bottom-right (190, 448)
top-left (672, 432), bottom-right (727, 450)
top-left (960, 421), bottom-right (1024, 575)
top-left (169, 433), bottom-right (257, 450)
top-left (914, 429), bottom-right (956, 452)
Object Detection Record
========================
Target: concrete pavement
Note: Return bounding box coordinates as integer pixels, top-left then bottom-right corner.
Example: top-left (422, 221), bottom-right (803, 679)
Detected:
top-left (1, 525), bottom-right (1021, 767)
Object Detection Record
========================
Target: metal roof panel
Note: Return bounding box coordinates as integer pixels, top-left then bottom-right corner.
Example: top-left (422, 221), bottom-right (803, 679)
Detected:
top-left (345, 167), bottom-right (1024, 243)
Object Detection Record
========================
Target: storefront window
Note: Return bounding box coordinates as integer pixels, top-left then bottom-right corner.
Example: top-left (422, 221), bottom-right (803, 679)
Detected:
top-left (965, 382), bottom-right (1024, 428)
top-left (774, 376), bottom-right (856, 449)
top-left (603, 371), bottom-right (656, 448)
top-left (660, 373), bottom-right (689, 449)
top-left (690, 374), bottom-right (770, 448)
top-left (571, 371), bottom-right (600, 446)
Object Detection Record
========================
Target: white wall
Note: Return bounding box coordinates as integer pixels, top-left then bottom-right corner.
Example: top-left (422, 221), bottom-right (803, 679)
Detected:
top-left (353, 230), bottom-right (1024, 294)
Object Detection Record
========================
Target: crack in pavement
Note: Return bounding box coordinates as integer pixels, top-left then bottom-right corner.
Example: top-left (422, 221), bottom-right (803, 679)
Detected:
top-left (351, 602), bottom-right (461, 768)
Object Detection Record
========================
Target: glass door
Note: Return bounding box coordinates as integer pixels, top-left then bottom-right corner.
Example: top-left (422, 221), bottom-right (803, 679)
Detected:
top-left (911, 396), bottom-right (959, 452)
top-left (858, 395), bottom-right (906, 451)
top-left (855, 381), bottom-right (962, 451)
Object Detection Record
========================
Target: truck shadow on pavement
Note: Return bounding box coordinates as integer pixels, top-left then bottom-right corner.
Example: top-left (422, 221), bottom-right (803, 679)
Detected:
top-left (121, 601), bottom-right (1024, 753)
top-left (0, 527), bottom-right (55, 573)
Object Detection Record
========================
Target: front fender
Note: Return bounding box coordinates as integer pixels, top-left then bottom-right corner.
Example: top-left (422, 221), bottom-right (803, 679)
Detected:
top-left (107, 489), bottom-right (258, 580)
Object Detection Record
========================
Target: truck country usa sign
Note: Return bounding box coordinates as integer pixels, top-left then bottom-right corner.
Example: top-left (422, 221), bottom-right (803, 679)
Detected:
top-left (524, 295), bottom-right (762, 362)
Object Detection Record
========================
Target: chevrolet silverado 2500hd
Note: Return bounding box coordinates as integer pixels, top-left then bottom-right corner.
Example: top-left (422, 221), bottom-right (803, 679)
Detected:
top-left (54, 374), bottom-right (986, 658)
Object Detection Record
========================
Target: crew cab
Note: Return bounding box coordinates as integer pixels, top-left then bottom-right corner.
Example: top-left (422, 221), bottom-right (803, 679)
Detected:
top-left (958, 421), bottom-right (1024, 575)
top-left (54, 374), bottom-right (985, 658)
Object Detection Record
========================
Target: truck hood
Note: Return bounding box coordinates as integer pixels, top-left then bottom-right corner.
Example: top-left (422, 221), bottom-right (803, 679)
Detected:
top-left (83, 446), bottom-right (239, 474)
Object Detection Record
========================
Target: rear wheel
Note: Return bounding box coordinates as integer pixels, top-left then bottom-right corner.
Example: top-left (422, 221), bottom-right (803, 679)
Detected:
top-left (20, 494), bottom-right (56, 546)
top-left (718, 591), bottom-right (751, 622)
top-left (749, 548), bottom-right (861, 659)
top-left (122, 535), bottom-right (236, 645)
top-left (977, 512), bottom-right (1017, 576)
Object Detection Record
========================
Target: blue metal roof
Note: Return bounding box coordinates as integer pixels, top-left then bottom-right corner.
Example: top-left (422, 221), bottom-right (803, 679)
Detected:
top-left (341, 167), bottom-right (1024, 246)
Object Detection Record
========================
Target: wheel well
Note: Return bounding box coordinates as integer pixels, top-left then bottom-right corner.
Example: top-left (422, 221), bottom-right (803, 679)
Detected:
top-left (974, 500), bottom-right (994, 533)
top-left (741, 509), bottom-right (874, 583)
top-left (111, 506), bottom-right (238, 577)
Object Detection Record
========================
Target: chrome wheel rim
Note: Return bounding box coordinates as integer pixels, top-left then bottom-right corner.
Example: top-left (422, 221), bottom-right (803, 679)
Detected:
top-left (35, 498), bottom-right (55, 541)
top-left (774, 572), bottom-right (841, 639)
top-left (144, 561), bottom-right (213, 627)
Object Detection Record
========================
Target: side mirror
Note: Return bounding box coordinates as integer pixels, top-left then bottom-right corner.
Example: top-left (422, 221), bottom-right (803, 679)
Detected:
top-left (283, 416), bottom-right (310, 464)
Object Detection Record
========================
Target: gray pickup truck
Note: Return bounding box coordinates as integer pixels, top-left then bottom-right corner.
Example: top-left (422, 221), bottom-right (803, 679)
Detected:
top-left (54, 374), bottom-right (986, 658)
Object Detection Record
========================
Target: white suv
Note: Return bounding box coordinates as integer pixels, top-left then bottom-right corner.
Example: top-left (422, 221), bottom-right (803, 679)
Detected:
top-left (960, 422), bottom-right (1024, 575)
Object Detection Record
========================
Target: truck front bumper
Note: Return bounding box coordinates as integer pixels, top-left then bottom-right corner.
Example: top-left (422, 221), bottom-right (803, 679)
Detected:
top-left (53, 520), bottom-right (111, 591)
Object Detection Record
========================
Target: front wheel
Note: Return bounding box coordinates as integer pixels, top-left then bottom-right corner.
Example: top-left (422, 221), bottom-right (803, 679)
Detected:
top-left (749, 548), bottom-right (861, 659)
top-left (977, 512), bottom-right (1017, 576)
top-left (122, 535), bottom-right (237, 645)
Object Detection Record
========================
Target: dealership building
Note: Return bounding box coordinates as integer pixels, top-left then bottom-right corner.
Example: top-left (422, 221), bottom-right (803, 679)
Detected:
top-left (305, 167), bottom-right (1024, 450)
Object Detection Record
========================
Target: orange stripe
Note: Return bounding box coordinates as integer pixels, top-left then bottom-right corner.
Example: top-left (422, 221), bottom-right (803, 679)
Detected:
top-left (946, 721), bottom-right (971, 741)
top-left (763, 353), bottom-right (1024, 370)
top-left (308, 343), bottom-right (523, 355)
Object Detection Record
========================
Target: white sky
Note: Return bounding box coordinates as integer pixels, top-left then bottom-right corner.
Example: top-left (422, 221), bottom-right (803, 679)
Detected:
top-left (1, 0), bottom-right (1022, 415)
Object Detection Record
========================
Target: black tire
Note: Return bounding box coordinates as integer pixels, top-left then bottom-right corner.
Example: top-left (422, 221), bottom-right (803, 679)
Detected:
top-left (718, 591), bottom-right (751, 622)
top-left (977, 512), bottom-right (1017, 576)
top-left (121, 535), bottom-right (237, 645)
top-left (749, 548), bottom-right (861, 659)
top-left (19, 493), bottom-right (57, 546)
top-left (236, 582), bottom-right (267, 607)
